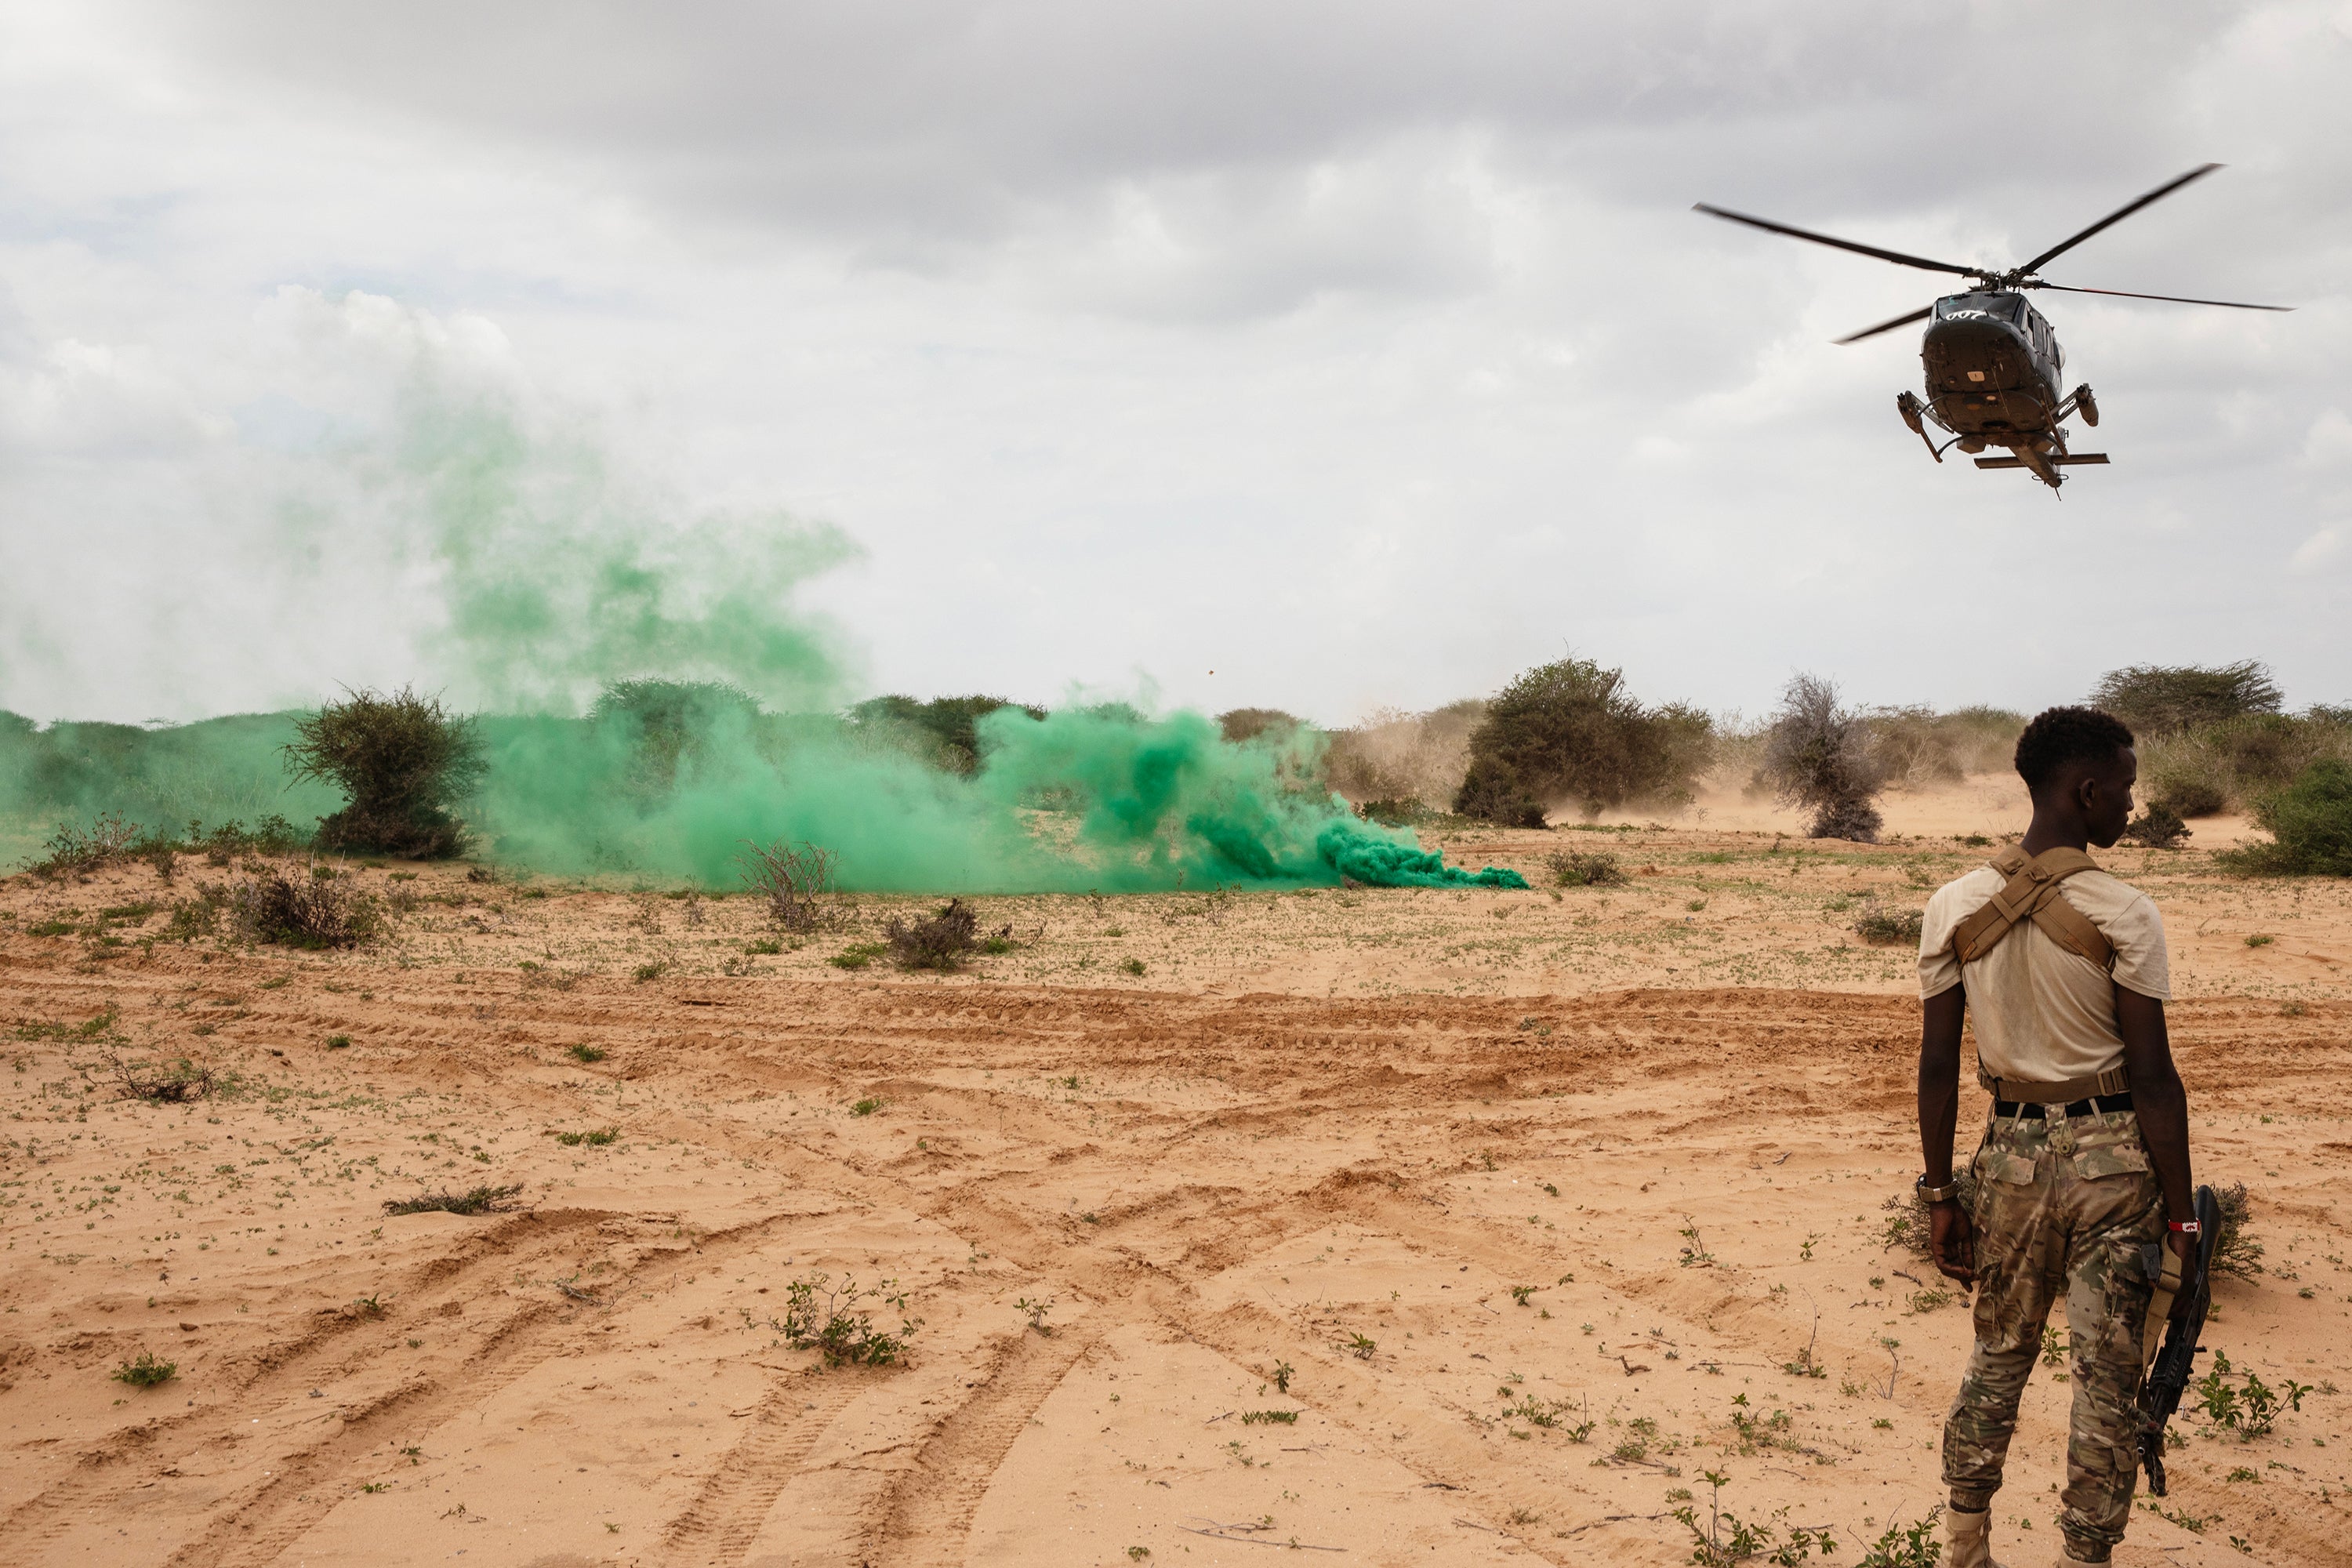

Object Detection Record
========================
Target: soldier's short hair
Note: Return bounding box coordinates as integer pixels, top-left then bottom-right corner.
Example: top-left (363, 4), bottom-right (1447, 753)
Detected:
top-left (2014, 706), bottom-right (2136, 793)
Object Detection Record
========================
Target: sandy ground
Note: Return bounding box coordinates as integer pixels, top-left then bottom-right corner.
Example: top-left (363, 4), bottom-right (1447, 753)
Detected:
top-left (4, 782), bottom-right (2350, 1568)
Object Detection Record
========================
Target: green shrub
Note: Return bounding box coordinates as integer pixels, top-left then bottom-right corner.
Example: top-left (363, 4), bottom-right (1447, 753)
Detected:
top-left (1217, 708), bottom-right (1302, 744)
top-left (112, 1351), bottom-right (177, 1388)
top-left (845, 694), bottom-right (1045, 775)
top-left (779, 1273), bottom-right (917, 1367)
top-left (2120, 801), bottom-right (2191, 848)
top-left (1759, 674), bottom-right (1884, 842)
top-left (285, 687), bottom-right (485, 858)
top-left (1453, 658), bottom-right (1711, 825)
top-left (2092, 661), bottom-right (2281, 737)
top-left (2221, 759), bottom-right (2352, 876)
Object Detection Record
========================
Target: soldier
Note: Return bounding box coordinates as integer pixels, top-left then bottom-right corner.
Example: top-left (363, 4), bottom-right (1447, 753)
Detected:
top-left (1915, 706), bottom-right (2199, 1568)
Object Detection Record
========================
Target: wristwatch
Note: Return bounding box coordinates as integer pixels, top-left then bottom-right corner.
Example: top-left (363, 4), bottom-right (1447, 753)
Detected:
top-left (1916, 1173), bottom-right (1962, 1203)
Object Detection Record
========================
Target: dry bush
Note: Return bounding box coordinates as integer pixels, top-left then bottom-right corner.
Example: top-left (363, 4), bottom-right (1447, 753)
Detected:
top-left (1217, 708), bottom-right (1303, 744)
top-left (1547, 850), bottom-right (1628, 887)
top-left (31, 811), bottom-right (142, 878)
top-left (1324, 702), bottom-right (1485, 811)
top-left (1759, 674), bottom-right (1886, 842)
top-left (2092, 661), bottom-right (2282, 737)
top-left (230, 868), bottom-right (379, 949)
top-left (1866, 706), bottom-right (2026, 789)
top-left (383, 1184), bottom-right (525, 1216)
top-left (2140, 712), bottom-right (2352, 818)
top-left (1453, 659), bottom-right (1712, 826)
top-left (885, 898), bottom-right (1006, 971)
top-left (737, 839), bottom-right (837, 931)
top-left (285, 686), bottom-right (485, 858)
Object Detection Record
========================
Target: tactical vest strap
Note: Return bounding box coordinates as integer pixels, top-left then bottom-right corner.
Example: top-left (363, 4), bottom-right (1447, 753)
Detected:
top-left (1948, 846), bottom-right (2118, 973)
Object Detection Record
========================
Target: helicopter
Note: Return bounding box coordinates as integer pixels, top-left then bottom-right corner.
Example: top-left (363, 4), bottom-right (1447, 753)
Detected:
top-left (1695, 165), bottom-right (2291, 490)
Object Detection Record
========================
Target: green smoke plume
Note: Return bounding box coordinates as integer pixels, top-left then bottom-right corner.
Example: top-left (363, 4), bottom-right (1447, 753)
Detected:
top-left (0, 289), bottom-right (1526, 892)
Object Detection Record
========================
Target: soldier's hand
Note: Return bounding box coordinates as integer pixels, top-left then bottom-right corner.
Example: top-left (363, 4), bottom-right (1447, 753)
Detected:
top-left (2165, 1229), bottom-right (2199, 1323)
top-left (1928, 1200), bottom-right (1976, 1286)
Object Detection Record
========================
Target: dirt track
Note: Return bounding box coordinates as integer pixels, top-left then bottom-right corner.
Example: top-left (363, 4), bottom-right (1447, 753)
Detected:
top-left (5, 826), bottom-right (2352, 1566)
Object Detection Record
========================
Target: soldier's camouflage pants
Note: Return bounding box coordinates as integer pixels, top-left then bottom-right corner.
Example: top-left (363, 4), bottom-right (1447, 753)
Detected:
top-left (1943, 1105), bottom-right (2164, 1563)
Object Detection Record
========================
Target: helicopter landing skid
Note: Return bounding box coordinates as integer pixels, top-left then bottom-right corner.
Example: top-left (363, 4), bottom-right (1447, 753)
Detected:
top-left (1973, 454), bottom-right (2110, 467)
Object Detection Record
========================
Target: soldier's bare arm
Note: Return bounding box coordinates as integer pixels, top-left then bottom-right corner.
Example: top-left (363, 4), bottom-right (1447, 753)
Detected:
top-left (1917, 983), bottom-right (1974, 1284)
top-left (2117, 986), bottom-right (2199, 1312)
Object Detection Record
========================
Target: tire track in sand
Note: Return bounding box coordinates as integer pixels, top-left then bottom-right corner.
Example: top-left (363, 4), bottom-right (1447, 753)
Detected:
top-left (855, 1323), bottom-right (1100, 1568)
top-left (653, 1372), bottom-right (867, 1568)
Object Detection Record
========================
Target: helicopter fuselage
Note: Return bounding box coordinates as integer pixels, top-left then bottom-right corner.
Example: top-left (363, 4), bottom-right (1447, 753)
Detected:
top-left (1921, 291), bottom-right (2063, 448)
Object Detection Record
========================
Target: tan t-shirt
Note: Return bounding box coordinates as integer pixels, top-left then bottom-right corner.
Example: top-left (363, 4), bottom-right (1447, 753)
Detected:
top-left (1917, 862), bottom-right (2170, 1086)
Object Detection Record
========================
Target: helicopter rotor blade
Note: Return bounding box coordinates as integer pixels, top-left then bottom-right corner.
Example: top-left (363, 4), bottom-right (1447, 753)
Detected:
top-left (2031, 282), bottom-right (2292, 312)
top-left (1692, 204), bottom-right (1978, 276)
top-left (2016, 164), bottom-right (2222, 275)
top-left (1834, 304), bottom-right (1936, 344)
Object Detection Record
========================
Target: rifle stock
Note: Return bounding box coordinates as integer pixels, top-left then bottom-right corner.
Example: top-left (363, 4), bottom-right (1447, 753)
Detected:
top-left (2133, 1183), bottom-right (2220, 1497)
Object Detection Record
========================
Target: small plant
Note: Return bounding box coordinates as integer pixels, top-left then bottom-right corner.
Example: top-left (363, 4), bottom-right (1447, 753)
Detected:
top-left (1678, 1218), bottom-right (1715, 1268)
top-left (736, 838), bottom-right (837, 931)
top-left (2041, 1326), bottom-right (2069, 1368)
top-left (631, 960), bottom-right (670, 983)
top-left (1672, 1471), bottom-right (1836, 1568)
top-left (1272, 1360), bottom-right (1294, 1394)
top-left (2196, 1350), bottom-right (2312, 1439)
top-left (1548, 850), bottom-right (1628, 887)
top-left (1345, 1331), bottom-right (1377, 1359)
top-left (1885, 1170), bottom-right (1981, 1258)
top-left (1907, 1287), bottom-right (1953, 1314)
top-left (1857, 1508), bottom-right (1944, 1568)
top-left (850, 1098), bottom-right (885, 1116)
top-left (1127, 1550), bottom-right (1151, 1562)
top-left (1853, 907), bottom-right (1925, 946)
top-left (1119, 956), bottom-right (1146, 976)
top-left (112, 1351), bottom-right (178, 1388)
top-left (352, 1294), bottom-right (390, 1317)
top-left (383, 1184), bottom-right (524, 1217)
top-left (326, 1033), bottom-right (353, 1050)
top-left (1240, 1410), bottom-right (1299, 1425)
top-left (2245, 933), bottom-right (2274, 949)
top-left (1016, 1296), bottom-right (1054, 1334)
top-left (1501, 1394), bottom-right (1578, 1430)
top-left (551, 1127), bottom-right (619, 1147)
top-left (1509, 1283), bottom-right (1540, 1306)
top-left (830, 942), bottom-right (888, 970)
top-left (566, 1044), bottom-right (607, 1064)
top-left (743, 936), bottom-right (782, 956)
top-left (2211, 1182), bottom-right (2265, 1279)
top-left (779, 1273), bottom-right (918, 1367)
top-left (34, 811), bottom-right (144, 877)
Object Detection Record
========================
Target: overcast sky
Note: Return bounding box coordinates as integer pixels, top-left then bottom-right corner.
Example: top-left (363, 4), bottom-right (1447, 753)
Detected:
top-left (2, 2), bottom-right (2347, 727)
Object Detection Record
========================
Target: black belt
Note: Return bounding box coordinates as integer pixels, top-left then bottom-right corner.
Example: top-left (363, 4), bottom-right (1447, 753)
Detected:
top-left (1993, 1092), bottom-right (2133, 1120)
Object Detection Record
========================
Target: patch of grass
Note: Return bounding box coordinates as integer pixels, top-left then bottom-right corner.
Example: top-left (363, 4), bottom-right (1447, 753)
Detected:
top-left (2245, 933), bottom-right (2274, 948)
top-left (829, 942), bottom-right (887, 970)
top-left (325, 1034), bottom-right (352, 1050)
top-left (111, 1351), bottom-right (177, 1388)
top-left (743, 936), bottom-right (782, 956)
top-left (630, 960), bottom-right (670, 983)
top-left (1345, 1331), bottom-right (1376, 1359)
top-left (1240, 1410), bottom-right (1299, 1425)
top-left (1118, 956), bottom-right (1146, 976)
top-left (566, 1044), bottom-right (608, 1064)
top-left (551, 1127), bottom-right (619, 1147)
top-left (1853, 906), bottom-right (1925, 946)
top-left (849, 1097), bottom-right (884, 1116)
top-left (383, 1183), bottom-right (524, 1217)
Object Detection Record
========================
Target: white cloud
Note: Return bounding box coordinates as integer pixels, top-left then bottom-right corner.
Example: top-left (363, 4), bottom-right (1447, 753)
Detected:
top-left (2, 2), bottom-right (2350, 724)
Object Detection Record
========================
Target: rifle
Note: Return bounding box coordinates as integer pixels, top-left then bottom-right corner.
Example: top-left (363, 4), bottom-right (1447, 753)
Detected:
top-left (2133, 1183), bottom-right (2220, 1497)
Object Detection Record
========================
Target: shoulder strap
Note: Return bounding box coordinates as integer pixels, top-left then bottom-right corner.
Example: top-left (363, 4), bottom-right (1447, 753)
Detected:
top-left (1947, 847), bottom-right (2117, 972)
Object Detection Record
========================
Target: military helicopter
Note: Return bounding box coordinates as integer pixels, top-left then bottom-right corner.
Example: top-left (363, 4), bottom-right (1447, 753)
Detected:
top-left (1695, 165), bottom-right (2291, 490)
